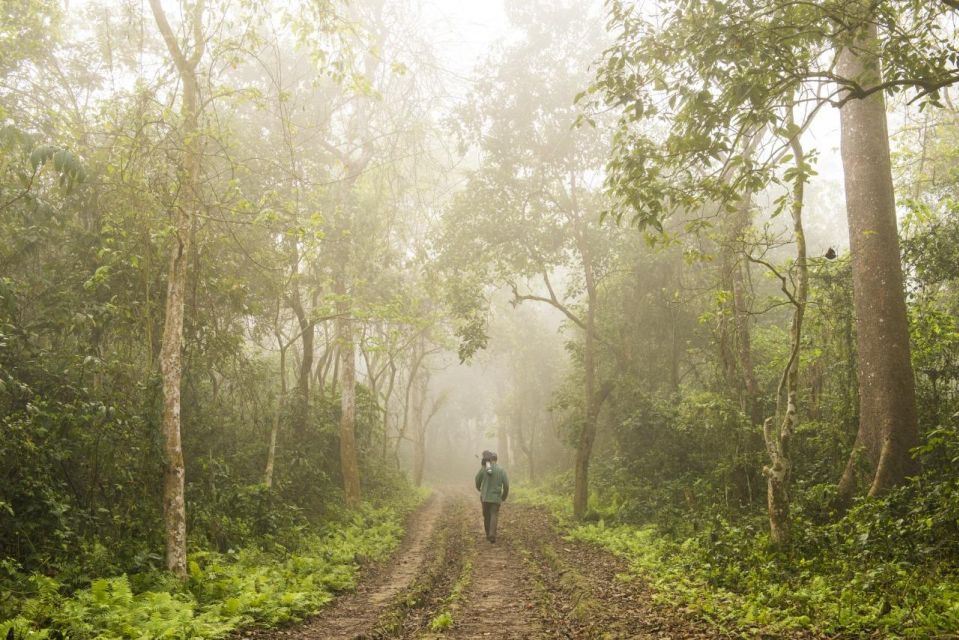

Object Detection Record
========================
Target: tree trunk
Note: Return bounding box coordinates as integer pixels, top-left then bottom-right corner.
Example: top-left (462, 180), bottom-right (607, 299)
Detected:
top-left (337, 284), bottom-right (361, 506)
top-left (149, 0), bottom-right (204, 580)
top-left (264, 316), bottom-right (288, 488)
top-left (412, 432), bottom-right (426, 487)
top-left (719, 166), bottom-right (761, 424)
top-left (411, 364), bottom-right (428, 486)
top-left (395, 338), bottom-right (425, 468)
top-left (497, 418), bottom-right (510, 467)
top-left (289, 282), bottom-right (313, 439)
top-left (381, 361), bottom-right (397, 463)
top-left (573, 297), bottom-right (609, 519)
top-left (515, 407), bottom-right (536, 482)
top-left (158, 176), bottom-right (191, 579)
top-left (528, 427), bottom-right (536, 483)
top-left (835, 19), bottom-right (919, 505)
top-left (732, 260), bottom-right (760, 424)
top-left (764, 126), bottom-right (808, 547)
top-left (570, 208), bottom-right (612, 520)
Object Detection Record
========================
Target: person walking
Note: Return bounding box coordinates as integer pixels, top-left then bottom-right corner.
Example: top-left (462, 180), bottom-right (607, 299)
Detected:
top-left (475, 450), bottom-right (509, 542)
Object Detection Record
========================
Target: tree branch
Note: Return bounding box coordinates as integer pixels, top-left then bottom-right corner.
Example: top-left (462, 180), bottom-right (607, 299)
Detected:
top-left (509, 275), bottom-right (587, 332)
top-left (148, 0), bottom-right (192, 75)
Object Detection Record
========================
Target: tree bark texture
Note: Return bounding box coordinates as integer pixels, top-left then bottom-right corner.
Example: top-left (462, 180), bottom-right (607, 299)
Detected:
top-left (835, 20), bottom-right (919, 504)
top-left (148, 0), bottom-right (205, 579)
top-left (764, 129), bottom-right (808, 547)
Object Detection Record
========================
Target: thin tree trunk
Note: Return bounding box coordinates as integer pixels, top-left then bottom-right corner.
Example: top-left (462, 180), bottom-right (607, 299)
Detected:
top-left (395, 338), bottom-right (425, 466)
top-left (573, 293), bottom-right (612, 519)
top-left (569, 197), bottom-right (611, 520)
top-left (528, 422), bottom-right (536, 483)
top-left (411, 373), bottom-right (427, 487)
top-left (720, 147), bottom-right (761, 424)
top-left (732, 259), bottom-right (760, 423)
top-left (331, 167), bottom-right (362, 504)
top-left (412, 433), bottom-right (426, 486)
top-left (289, 281), bottom-right (313, 439)
top-left (515, 407), bottom-right (536, 483)
top-left (835, 19), bottom-right (919, 505)
top-left (497, 418), bottom-right (510, 467)
top-left (381, 361), bottom-right (397, 463)
top-left (336, 268), bottom-right (361, 505)
top-left (764, 125), bottom-right (808, 547)
top-left (264, 314), bottom-right (288, 488)
top-left (148, 0), bottom-right (204, 579)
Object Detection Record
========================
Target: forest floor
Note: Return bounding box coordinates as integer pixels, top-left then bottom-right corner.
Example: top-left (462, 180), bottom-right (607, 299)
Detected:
top-left (239, 488), bottom-right (736, 640)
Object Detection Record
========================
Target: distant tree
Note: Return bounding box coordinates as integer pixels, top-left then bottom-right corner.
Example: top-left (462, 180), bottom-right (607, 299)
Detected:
top-left (445, 1), bottom-right (617, 519)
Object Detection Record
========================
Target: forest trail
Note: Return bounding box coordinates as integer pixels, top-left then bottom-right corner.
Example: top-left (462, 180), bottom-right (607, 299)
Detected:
top-left (245, 490), bottom-right (723, 640)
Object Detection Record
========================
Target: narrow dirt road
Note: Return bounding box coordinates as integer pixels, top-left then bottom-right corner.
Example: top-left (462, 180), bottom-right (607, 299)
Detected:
top-left (247, 489), bottom-right (728, 639)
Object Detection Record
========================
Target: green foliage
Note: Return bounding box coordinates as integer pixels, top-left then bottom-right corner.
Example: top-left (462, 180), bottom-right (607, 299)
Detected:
top-left (589, 389), bottom-right (762, 533)
top-left (0, 500), bottom-right (418, 639)
top-left (527, 480), bottom-right (959, 638)
top-left (429, 611), bottom-right (453, 632)
top-left (589, 0), bottom-right (959, 228)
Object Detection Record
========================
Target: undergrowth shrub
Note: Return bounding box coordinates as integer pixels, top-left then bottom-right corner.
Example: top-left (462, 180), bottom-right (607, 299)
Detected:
top-left (520, 477), bottom-right (959, 638)
top-left (0, 497), bottom-right (422, 639)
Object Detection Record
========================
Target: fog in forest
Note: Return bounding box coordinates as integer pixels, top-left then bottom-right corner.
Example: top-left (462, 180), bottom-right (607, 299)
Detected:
top-left (4, 0), bottom-right (959, 637)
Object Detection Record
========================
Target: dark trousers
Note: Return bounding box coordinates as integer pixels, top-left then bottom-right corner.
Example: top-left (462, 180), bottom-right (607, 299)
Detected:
top-left (482, 501), bottom-right (500, 540)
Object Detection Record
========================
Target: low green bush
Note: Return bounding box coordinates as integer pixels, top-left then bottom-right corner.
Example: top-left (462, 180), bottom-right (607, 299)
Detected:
top-left (0, 498), bottom-right (421, 639)
top-left (519, 481), bottom-right (959, 638)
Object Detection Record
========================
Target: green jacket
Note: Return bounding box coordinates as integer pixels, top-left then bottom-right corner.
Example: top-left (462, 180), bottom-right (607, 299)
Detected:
top-left (475, 464), bottom-right (509, 504)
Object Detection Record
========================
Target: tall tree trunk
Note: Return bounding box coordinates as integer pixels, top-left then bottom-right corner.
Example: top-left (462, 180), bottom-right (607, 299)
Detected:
top-left (381, 361), bottom-right (397, 463)
top-left (334, 191), bottom-right (361, 506)
top-left (337, 286), bottom-right (361, 506)
top-left (669, 305), bottom-right (680, 392)
top-left (264, 314), bottom-right (288, 488)
top-left (148, 0), bottom-right (204, 579)
top-left (731, 260), bottom-right (760, 423)
top-left (410, 362), bottom-right (428, 486)
top-left (720, 159), bottom-right (761, 423)
top-left (412, 432), bottom-right (426, 486)
top-left (569, 205), bottom-right (612, 520)
top-left (395, 338), bottom-right (425, 468)
top-left (835, 19), bottom-right (919, 505)
top-left (764, 127), bottom-right (808, 547)
top-left (289, 279), bottom-right (313, 439)
top-left (573, 294), bottom-right (612, 519)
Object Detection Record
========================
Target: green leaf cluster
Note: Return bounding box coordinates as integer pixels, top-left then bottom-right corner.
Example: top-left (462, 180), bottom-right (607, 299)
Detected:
top-left (0, 501), bottom-right (416, 639)
top-left (523, 480), bottom-right (959, 638)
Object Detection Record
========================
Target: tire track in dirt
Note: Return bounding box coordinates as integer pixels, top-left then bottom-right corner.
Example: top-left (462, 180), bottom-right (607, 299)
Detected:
top-left (372, 494), bottom-right (473, 639)
top-left (248, 490), bottom-right (757, 639)
top-left (508, 502), bottom-right (734, 639)
top-left (247, 492), bottom-right (446, 640)
top-left (443, 501), bottom-right (543, 640)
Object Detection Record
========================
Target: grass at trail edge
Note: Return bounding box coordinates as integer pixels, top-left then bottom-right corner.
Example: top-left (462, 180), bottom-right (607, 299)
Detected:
top-left (0, 492), bottom-right (427, 639)
top-left (515, 485), bottom-right (959, 639)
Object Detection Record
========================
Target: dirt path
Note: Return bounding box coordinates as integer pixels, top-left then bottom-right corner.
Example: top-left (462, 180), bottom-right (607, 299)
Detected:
top-left (250, 491), bottom-right (736, 639)
top-left (445, 505), bottom-right (542, 640)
